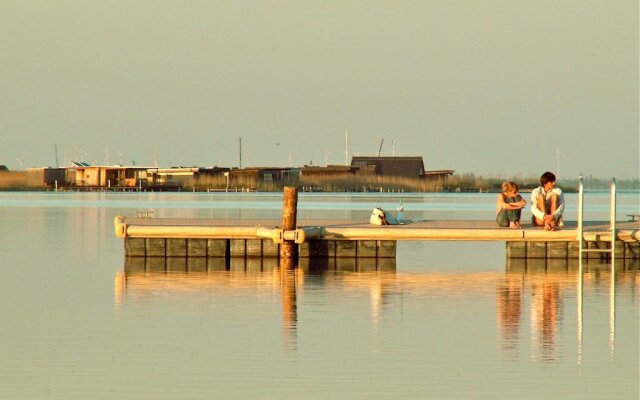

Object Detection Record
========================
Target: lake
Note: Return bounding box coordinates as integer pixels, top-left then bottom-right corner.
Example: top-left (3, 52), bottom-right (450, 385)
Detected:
top-left (0, 191), bottom-right (638, 399)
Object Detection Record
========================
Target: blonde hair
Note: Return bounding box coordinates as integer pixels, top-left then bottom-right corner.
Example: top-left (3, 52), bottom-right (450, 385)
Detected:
top-left (501, 181), bottom-right (518, 194)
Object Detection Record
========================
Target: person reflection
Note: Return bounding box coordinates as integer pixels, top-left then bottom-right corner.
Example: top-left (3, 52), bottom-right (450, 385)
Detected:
top-left (496, 275), bottom-right (522, 351)
top-left (531, 280), bottom-right (560, 362)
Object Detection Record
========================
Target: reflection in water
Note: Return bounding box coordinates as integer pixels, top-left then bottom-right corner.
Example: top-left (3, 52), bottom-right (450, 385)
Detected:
top-left (280, 258), bottom-right (298, 351)
top-left (503, 257), bottom-right (638, 364)
top-left (496, 270), bottom-right (565, 363)
top-left (530, 280), bottom-right (560, 362)
top-left (114, 271), bottom-right (126, 310)
top-left (609, 261), bottom-right (616, 359)
top-left (119, 256), bottom-right (399, 352)
top-left (496, 275), bottom-right (523, 352)
top-left (117, 256), bottom-right (637, 363)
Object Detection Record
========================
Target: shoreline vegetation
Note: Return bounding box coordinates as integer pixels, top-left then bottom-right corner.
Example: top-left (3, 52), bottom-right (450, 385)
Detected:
top-left (0, 171), bottom-right (637, 193)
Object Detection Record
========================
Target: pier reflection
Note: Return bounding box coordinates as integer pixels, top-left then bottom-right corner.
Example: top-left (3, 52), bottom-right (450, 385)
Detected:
top-left (117, 257), bottom-right (399, 351)
top-left (115, 256), bottom-right (637, 360)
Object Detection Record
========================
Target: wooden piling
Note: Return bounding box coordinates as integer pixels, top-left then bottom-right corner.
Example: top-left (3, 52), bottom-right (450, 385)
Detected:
top-left (280, 186), bottom-right (298, 259)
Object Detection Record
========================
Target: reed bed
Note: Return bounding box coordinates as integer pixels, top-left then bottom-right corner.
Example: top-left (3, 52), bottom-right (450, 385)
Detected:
top-left (0, 172), bottom-right (41, 189)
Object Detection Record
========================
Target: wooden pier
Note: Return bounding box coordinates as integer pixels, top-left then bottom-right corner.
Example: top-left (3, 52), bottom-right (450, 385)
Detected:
top-left (114, 216), bottom-right (640, 260)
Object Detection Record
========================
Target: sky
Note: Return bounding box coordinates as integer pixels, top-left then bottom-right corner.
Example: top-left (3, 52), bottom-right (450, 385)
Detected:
top-left (1, 1), bottom-right (638, 180)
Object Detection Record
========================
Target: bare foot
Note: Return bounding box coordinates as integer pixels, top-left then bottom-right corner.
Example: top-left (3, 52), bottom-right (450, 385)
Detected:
top-left (509, 222), bottom-right (518, 229)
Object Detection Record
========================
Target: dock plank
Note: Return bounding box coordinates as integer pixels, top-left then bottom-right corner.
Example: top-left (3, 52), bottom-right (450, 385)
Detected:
top-left (117, 217), bottom-right (639, 243)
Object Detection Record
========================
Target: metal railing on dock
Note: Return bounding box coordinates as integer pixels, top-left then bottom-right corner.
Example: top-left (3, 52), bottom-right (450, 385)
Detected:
top-left (577, 176), bottom-right (617, 263)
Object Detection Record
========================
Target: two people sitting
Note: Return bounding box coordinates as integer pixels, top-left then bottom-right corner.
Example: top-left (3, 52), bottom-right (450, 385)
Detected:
top-left (496, 171), bottom-right (564, 230)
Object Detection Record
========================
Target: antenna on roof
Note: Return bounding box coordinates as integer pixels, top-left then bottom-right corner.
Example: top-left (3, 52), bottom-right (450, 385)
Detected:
top-left (54, 144), bottom-right (59, 168)
top-left (345, 129), bottom-right (349, 166)
top-left (377, 138), bottom-right (384, 157)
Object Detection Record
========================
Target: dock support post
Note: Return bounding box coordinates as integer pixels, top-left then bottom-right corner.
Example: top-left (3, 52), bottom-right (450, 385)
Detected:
top-left (280, 186), bottom-right (298, 260)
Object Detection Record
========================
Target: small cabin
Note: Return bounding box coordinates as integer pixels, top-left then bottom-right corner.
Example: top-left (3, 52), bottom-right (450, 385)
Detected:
top-left (229, 167), bottom-right (297, 189)
top-left (67, 163), bottom-right (150, 187)
top-left (351, 156), bottom-right (426, 178)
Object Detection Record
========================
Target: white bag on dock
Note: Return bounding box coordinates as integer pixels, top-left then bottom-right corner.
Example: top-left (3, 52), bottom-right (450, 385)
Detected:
top-left (369, 208), bottom-right (398, 225)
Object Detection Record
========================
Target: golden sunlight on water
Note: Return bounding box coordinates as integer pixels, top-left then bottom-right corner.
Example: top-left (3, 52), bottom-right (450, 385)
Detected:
top-left (2, 191), bottom-right (638, 399)
top-left (116, 257), bottom-right (637, 366)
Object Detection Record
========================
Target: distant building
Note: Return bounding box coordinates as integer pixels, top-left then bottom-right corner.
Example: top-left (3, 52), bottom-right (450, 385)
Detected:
top-left (146, 167), bottom-right (230, 188)
top-left (18, 156), bottom-right (454, 192)
top-left (26, 167), bottom-right (66, 187)
top-left (229, 167), bottom-right (297, 190)
top-left (351, 156), bottom-right (425, 178)
top-left (424, 169), bottom-right (455, 187)
top-left (66, 163), bottom-right (150, 187)
top-left (299, 165), bottom-right (356, 178)
top-left (148, 167), bottom-right (200, 187)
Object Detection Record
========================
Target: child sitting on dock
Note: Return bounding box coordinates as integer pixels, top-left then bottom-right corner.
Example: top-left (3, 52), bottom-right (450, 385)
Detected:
top-left (531, 171), bottom-right (565, 231)
top-left (496, 181), bottom-right (526, 228)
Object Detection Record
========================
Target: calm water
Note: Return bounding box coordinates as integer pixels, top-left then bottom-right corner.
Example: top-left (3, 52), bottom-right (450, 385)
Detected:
top-left (0, 191), bottom-right (638, 399)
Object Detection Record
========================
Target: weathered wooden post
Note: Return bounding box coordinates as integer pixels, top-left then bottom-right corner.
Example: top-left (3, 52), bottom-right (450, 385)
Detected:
top-left (280, 186), bottom-right (298, 260)
top-left (280, 186), bottom-right (298, 345)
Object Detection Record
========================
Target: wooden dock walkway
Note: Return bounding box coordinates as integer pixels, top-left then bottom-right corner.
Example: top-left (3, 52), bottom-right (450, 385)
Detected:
top-left (114, 216), bottom-right (640, 259)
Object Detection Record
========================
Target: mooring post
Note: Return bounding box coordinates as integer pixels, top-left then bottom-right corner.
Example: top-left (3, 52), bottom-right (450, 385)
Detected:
top-left (280, 186), bottom-right (298, 260)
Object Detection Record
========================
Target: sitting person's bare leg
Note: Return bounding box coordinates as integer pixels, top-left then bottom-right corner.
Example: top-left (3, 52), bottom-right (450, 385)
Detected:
top-left (544, 195), bottom-right (559, 230)
top-left (534, 194), bottom-right (547, 226)
top-left (549, 194), bottom-right (558, 215)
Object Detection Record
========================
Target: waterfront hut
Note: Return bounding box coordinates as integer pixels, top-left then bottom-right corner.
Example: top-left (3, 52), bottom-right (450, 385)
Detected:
top-left (190, 167), bottom-right (232, 190)
top-left (351, 156), bottom-right (426, 178)
top-left (146, 167), bottom-right (200, 188)
top-left (423, 169), bottom-right (455, 190)
top-left (349, 156), bottom-right (454, 191)
top-left (144, 167), bottom-right (231, 189)
top-left (228, 167), bottom-right (297, 190)
top-left (26, 167), bottom-right (66, 187)
top-left (66, 163), bottom-right (150, 188)
top-left (298, 165), bottom-right (358, 191)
